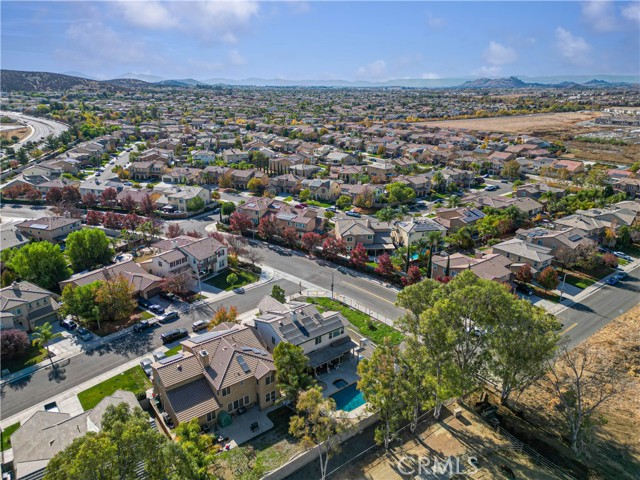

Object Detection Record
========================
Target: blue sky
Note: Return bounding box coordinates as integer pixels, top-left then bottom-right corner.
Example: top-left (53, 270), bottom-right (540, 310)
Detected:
top-left (2, 1), bottom-right (639, 81)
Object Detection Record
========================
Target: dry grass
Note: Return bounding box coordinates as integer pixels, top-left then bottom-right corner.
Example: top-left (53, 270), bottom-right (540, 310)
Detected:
top-left (0, 126), bottom-right (29, 142)
top-left (495, 304), bottom-right (640, 479)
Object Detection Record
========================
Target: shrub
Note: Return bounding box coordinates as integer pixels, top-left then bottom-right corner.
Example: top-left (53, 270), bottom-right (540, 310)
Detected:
top-left (135, 389), bottom-right (147, 401)
top-left (0, 329), bottom-right (30, 360)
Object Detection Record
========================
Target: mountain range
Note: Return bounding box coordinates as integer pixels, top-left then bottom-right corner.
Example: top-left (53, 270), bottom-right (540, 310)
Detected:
top-left (1, 69), bottom-right (637, 92)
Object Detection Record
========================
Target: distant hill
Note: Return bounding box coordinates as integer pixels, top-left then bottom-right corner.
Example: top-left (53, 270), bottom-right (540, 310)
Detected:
top-left (459, 76), bottom-right (528, 88)
top-left (114, 72), bottom-right (165, 83)
top-left (458, 76), bottom-right (635, 89)
top-left (0, 70), bottom-right (113, 92)
top-left (104, 78), bottom-right (151, 88)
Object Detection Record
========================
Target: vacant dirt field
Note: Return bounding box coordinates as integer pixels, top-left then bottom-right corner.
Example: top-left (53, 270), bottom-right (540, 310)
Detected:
top-left (0, 126), bottom-right (29, 142)
top-left (418, 112), bottom-right (602, 134)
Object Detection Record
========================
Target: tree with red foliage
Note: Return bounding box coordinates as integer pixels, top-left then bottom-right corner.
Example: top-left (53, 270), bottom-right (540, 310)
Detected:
top-left (401, 265), bottom-right (422, 286)
top-left (85, 210), bottom-right (104, 226)
top-left (3, 186), bottom-right (20, 199)
top-left (602, 253), bottom-right (618, 269)
top-left (122, 213), bottom-right (144, 230)
top-left (229, 211), bottom-right (253, 233)
top-left (301, 232), bottom-right (323, 253)
top-left (374, 253), bottom-right (395, 277)
top-left (24, 186), bottom-right (42, 201)
top-left (166, 223), bottom-right (184, 238)
top-left (186, 230), bottom-right (202, 239)
top-left (322, 237), bottom-right (347, 260)
top-left (350, 243), bottom-right (369, 269)
top-left (61, 185), bottom-right (81, 204)
top-left (282, 227), bottom-right (299, 247)
top-left (120, 193), bottom-right (136, 212)
top-left (46, 187), bottom-right (63, 204)
top-left (103, 211), bottom-right (123, 229)
top-left (435, 276), bottom-right (452, 284)
top-left (209, 232), bottom-right (227, 244)
top-left (100, 187), bottom-right (118, 206)
top-left (81, 192), bottom-right (98, 208)
top-left (538, 266), bottom-right (559, 292)
top-left (0, 329), bottom-right (30, 360)
top-left (515, 263), bottom-right (533, 284)
top-left (161, 271), bottom-right (193, 295)
top-left (258, 214), bottom-right (281, 240)
top-left (140, 194), bottom-right (156, 216)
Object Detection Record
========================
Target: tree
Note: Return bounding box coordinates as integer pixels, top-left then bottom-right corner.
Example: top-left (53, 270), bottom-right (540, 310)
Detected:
top-left (630, 161), bottom-right (640, 173)
top-left (354, 187), bottom-right (375, 209)
top-left (374, 253), bottom-right (395, 277)
top-left (85, 210), bottom-right (104, 226)
top-left (401, 265), bottom-right (422, 286)
top-left (321, 237), bottom-right (347, 260)
top-left (271, 284), bottom-right (286, 303)
top-left (515, 263), bottom-right (533, 284)
top-left (103, 211), bottom-right (123, 229)
top-left (221, 202), bottom-right (236, 216)
top-left (538, 266), bottom-right (559, 292)
top-left (335, 195), bottom-right (352, 211)
top-left (298, 188), bottom-right (311, 202)
top-left (541, 346), bottom-right (627, 456)
top-left (488, 302), bottom-right (561, 405)
top-left (120, 193), bottom-right (136, 212)
top-left (122, 213), bottom-right (144, 231)
top-left (100, 187), bottom-right (118, 206)
top-left (555, 247), bottom-right (578, 270)
top-left (616, 225), bottom-right (631, 247)
top-left (445, 195), bottom-right (461, 208)
top-left (289, 387), bottom-right (349, 480)
top-left (94, 275), bottom-right (136, 326)
top-left (301, 232), bottom-right (323, 253)
top-left (211, 305), bottom-right (239, 326)
top-left (350, 243), bottom-right (368, 269)
top-left (445, 226), bottom-right (474, 250)
top-left (174, 419), bottom-right (216, 479)
top-left (226, 273), bottom-right (239, 286)
top-left (81, 192), bottom-right (98, 208)
top-left (257, 214), bottom-right (280, 240)
top-left (602, 252), bottom-right (618, 269)
top-left (45, 187), bottom-right (63, 205)
top-left (61, 282), bottom-right (100, 325)
top-left (502, 160), bottom-right (521, 180)
top-left (32, 322), bottom-right (63, 366)
top-left (386, 182), bottom-right (416, 204)
top-left (273, 342), bottom-right (315, 405)
top-left (358, 339), bottom-right (405, 449)
top-left (186, 196), bottom-right (205, 212)
top-left (140, 194), bottom-right (156, 215)
top-left (166, 223), bottom-right (185, 238)
top-left (282, 227), bottom-right (299, 247)
top-left (65, 229), bottom-right (114, 272)
top-left (247, 177), bottom-right (264, 194)
top-left (161, 271), bottom-right (193, 295)
top-left (0, 329), bottom-right (30, 360)
top-left (185, 230), bottom-right (202, 239)
top-left (7, 242), bottom-right (71, 291)
top-left (229, 211), bottom-right (253, 233)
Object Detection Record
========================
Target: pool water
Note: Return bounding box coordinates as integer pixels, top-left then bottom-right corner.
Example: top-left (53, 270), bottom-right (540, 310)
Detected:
top-left (330, 383), bottom-right (366, 412)
top-left (333, 379), bottom-right (348, 389)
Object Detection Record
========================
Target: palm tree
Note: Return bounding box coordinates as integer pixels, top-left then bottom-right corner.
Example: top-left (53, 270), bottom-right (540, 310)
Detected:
top-left (394, 205), bottom-right (409, 220)
top-left (32, 322), bottom-right (63, 367)
top-left (446, 195), bottom-right (461, 208)
top-left (432, 171), bottom-right (444, 193)
top-left (427, 230), bottom-right (443, 254)
top-left (414, 238), bottom-right (430, 266)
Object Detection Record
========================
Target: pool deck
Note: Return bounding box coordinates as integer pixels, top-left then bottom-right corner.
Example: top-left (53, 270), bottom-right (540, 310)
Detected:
top-left (317, 355), bottom-right (361, 397)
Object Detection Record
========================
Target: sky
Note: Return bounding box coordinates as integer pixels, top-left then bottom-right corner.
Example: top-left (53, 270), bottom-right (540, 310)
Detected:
top-left (2, 1), bottom-right (639, 82)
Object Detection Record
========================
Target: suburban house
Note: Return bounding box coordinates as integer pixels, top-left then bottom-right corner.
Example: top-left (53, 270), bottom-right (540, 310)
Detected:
top-left (269, 173), bottom-right (302, 193)
top-left (515, 183), bottom-right (564, 201)
top-left (300, 178), bottom-right (342, 201)
top-left (0, 281), bottom-right (61, 331)
top-left (10, 391), bottom-right (140, 480)
top-left (290, 164), bottom-right (322, 178)
top-left (192, 151), bottom-right (218, 164)
top-left (392, 218), bottom-right (448, 247)
top-left (274, 207), bottom-right (319, 236)
top-left (365, 162), bottom-right (396, 183)
top-left (431, 252), bottom-right (512, 283)
top-left (130, 161), bottom-right (168, 181)
top-left (613, 178), bottom-right (640, 197)
top-left (515, 227), bottom-right (595, 254)
top-left (59, 261), bottom-right (163, 299)
top-left (236, 197), bottom-right (276, 225)
top-left (393, 174), bottom-right (431, 197)
top-left (151, 324), bottom-right (277, 427)
top-left (252, 296), bottom-right (358, 375)
top-left (492, 238), bottom-right (554, 272)
top-left (333, 217), bottom-right (394, 255)
top-left (15, 216), bottom-right (81, 243)
top-left (434, 207), bottom-right (485, 232)
top-left (550, 160), bottom-right (585, 176)
top-left (155, 186), bottom-right (211, 211)
top-left (145, 235), bottom-right (228, 280)
top-left (161, 167), bottom-right (202, 185)
top-left (222, 149), bottom-right (249, 164)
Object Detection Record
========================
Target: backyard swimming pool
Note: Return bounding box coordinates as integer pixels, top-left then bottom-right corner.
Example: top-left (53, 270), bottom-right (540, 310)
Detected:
top-left (330, 383), bottom-right (366, 412)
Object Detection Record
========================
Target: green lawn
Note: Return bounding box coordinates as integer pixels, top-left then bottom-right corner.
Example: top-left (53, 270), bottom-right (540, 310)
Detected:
top-left (283, 196), bottom-right (293, 202)
top-left (307, 297), bottom-right (403, 345)
top-left (77, 366), bottom-right (151, 411)
top-left (2, 345), bottom-right (49, 373)
top-left (560, 271), bottom-right (596, 290)
top-left (306, 200), bottom-right (332, 208)
top-left (205, 268), bottom-right (258, 291)
top-left (136, 309), bottom-right (155, 320)
top-left (1, 422), bottom-right (20, 451)
top-left (165, 345), bottom-right (183, 357)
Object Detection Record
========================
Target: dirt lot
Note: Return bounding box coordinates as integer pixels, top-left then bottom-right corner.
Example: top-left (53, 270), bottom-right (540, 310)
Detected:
top-left (0, 126), bottom-right (29, 142)
top-left (336, 404), bottom-right (562, 479)
top-left (492, 304), bottom-right (640, 479)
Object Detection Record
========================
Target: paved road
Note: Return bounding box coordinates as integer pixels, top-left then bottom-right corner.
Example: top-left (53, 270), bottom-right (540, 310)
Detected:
top-left (0, 278), bottom-right (300, 419)
top-left (0, 111), bottom-right (68, 150)
top-left (0, 203), bottom-right (54, 222)
top-left (558, 263), bottom-right (640, 347)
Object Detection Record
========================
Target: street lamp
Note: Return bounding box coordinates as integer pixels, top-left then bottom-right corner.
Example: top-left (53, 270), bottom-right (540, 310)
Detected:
top-left (558, 271), bottom-right (568, 303)
top-left (330, 269), bottom-right (335, 299)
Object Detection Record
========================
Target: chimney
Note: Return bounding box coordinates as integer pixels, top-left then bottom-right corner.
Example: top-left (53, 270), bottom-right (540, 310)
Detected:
top-left (199, 349), bottom-right (210, 367)
top-left (474, 250), bottom-right (484, 259)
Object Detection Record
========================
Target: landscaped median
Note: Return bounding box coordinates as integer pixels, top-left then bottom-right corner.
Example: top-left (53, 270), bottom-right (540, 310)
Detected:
top-left (306, 297), bottom-right (403, 345)
top-left (77, 366), bottom-right (151, 411)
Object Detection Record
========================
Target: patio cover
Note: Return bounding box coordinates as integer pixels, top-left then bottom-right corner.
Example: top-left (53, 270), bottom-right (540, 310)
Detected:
top-left (308, 337), bottom-right (358, 368)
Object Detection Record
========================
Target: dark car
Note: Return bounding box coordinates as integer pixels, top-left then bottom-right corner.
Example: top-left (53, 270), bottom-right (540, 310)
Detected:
top-left (159, 312), bottom-right (180, 324)
top-left (138, 297), bottom-right (153, 309)
top-left (75, 327), bottom-right (93, 341)
top-left (61, 318), bottom-right (78, 330)
top-left (515, 282), bottom-right (533, 296)
top-left (133, 320), bottom-right (153, 333)
top-left (233, 287), bottom-right (246, 294)
top-left (606, 276), bottom-right (619, 286)
top-left (149, 304), bottom-right (165, 315)
top-left (160, 291), bottom-right (179, 302)
top-left (161, 328), bottom-right (189, 344)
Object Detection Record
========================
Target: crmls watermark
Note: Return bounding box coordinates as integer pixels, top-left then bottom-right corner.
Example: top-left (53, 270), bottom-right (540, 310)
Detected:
top-left (396, 455), bottom-right (479, 476)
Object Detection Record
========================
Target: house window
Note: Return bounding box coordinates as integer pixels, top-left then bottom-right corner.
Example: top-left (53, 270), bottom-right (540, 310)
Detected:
top-left (266, 391), bottom-right (276, 403)
top-left (221, 386), bottom-right (231, 397)
top-left (206, 411), bottom-right (216, 422)
top-left (244, 395), bottom-right (250, 405)
top-left (271, 336), bottom-right (276, 345)
top-left (367, 235), bottom-right (372, 240)
top-left (228, 403), bottom-right (233, 412)
top-left (315, 336), bottom-right (322, 345)
top-left (347, 237), bottom-right (352, 242)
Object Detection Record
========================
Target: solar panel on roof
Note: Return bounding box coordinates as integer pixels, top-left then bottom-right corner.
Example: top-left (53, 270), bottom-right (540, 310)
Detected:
top-left (237, 355), bottom-right (250, 373)
top-left (29, 224), bottom-right (49, 230)
top-left (568, 234), bottom-right (582, 242)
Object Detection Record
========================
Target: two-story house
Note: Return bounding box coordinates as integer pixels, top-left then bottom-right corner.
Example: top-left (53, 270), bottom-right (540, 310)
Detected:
top-left (333, 217), bottom-right (394, 255)
top-left (16, 216), bottom-right (81, 243)
top-left (492, 238), bottom-right (554, 273)
top-left (222, 149), bottom-right (249, 164)
top-left (0, 281), bottom-right (61, 331)
top-left (392, 218), bottom-right (447, 247)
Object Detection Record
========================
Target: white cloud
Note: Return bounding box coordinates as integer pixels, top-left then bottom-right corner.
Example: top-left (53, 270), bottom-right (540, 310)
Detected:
top-left (472, 66), bottom-right (502, 77)
top-left (357, 60), bottom-right (387, 79)
top-left (582, 0), bottom-right (617, 32)
top-left (228, 49), bottom-right (247, 66)
top-left (426, 11), bottom-right (446, 28)
top-left (483, 41), bottom-right (518, 66)
top-left (555, 27), bottom-right (592, 65)
top-left (421, 72), bottom-right (440, 79)
top-left (622, 3), bottom-right (640, 22)
top-left (116, 0), bottom-right (260, 44)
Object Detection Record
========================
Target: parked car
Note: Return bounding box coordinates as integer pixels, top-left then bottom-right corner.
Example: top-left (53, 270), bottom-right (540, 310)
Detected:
top-left (615, 271), bottom-right (628, 281)
top-left (326, 206), bottom-right (337, 212)
top-left (140, 358), bottom-right (153, 377)
top-left (149, 304), bottom-right (165, 315)
top-left (153, 351), bottom-right (167, 362)
top-left (133, 320), bottom-right (153, 333)
top-left (161, 328), bottom-right (189, 344)
top-left (484, 185), bottom-right (498, 192)
top-left (159, 312), bottom-right (180, 324)
top-left (345, 210), bottom-right (361, 218)
top-left (75, 327), bottom-right (93, 341)
top-left (233, 287), bottom-right (246, 294)
top-left (192, 320), bottom-right (210, 332)
top-left (160, 291), bottom-right (179, 302)
top-left (60, 318), bottom-right (78, 330)
top-left (211, 208), bottom-right (221, 214)
top-left (500, 179), bottom-right (509, 183)
top-left (123, 181), bottom-right (133, 186)
top-left (606, 276), bottom-right (619, 285)
top-left (515, 282), bottom-right (533, 296)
